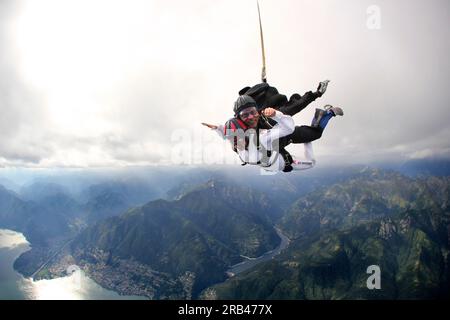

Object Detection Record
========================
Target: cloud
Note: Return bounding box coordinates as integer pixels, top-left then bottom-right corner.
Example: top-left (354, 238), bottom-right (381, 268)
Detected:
top-left (0, 0), bottom-right (51, 164)
top-left (0, 0), bottom-right (449, 168)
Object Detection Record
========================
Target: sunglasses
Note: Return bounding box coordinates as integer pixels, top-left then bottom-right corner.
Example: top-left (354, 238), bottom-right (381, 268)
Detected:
top-left (239, 108), bottom-right (259, 119)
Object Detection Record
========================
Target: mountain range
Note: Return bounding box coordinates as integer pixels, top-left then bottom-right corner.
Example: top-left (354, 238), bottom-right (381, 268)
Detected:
top-left (1, 164), bottom-right (449, 299)
top-left (71, 180), bottom-right (280, 297)
top-left (205, 170), bottom-right (450, 299)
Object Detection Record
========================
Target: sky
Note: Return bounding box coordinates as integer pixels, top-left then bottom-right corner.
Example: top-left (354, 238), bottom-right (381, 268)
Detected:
top-left (0, 0), bottom-right (449, 168)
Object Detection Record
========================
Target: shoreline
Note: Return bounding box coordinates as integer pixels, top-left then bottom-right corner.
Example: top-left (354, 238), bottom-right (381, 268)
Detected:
top-left (7, 226), bottom-right (291, 300)
top-left (2, 229), bottom-right (147, 300)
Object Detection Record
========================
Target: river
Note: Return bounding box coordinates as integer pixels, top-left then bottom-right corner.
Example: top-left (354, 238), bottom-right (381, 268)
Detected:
top-left (0, 229), bottom-right (146, 300)
top-left (226, 228), bottom-right (290, 276)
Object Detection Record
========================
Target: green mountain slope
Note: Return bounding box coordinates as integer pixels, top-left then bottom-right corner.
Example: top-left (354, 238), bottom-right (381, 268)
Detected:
top-left (71, 180), bottom-right (280, 297)
top-left (280, 169), bottom-right (449, 239)
top-left (207, 172), bottom-right (450, 300)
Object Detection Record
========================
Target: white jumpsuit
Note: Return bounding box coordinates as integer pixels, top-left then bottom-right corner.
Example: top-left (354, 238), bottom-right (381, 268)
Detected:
top-left (214, 111), bottom-right (315, 172)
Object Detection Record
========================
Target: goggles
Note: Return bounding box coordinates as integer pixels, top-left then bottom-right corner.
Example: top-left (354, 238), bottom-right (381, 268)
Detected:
top-left (239, 107), bottom-right (259, 119)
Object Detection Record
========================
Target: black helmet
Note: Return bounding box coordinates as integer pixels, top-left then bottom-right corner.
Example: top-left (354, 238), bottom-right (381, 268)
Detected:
top-left (233, 95), bottom-right (257, 115)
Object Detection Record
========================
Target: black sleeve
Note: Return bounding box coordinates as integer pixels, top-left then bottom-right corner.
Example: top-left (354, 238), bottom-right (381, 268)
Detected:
top-left (277, 91), bottom-right (320, 116)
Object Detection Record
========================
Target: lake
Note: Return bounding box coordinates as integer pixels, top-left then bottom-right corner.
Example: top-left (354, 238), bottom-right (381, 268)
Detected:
top-left (0, 229), bottom-right (146, 300)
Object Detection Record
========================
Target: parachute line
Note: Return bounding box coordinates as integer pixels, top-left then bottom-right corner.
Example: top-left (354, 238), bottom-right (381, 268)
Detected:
top-left (257, 1), bottom-right (267, 83)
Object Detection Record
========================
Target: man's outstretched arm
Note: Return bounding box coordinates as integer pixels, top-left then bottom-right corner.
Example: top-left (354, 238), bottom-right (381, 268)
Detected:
top-left (201, 122), bottom-right (226, 139)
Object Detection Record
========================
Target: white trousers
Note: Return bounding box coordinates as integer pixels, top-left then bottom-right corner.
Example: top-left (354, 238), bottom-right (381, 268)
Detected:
top-left (291, 142), bottom-right (316, 171)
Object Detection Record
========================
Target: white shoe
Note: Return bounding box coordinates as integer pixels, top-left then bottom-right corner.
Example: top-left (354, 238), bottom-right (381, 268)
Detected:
top-left (324, 105), bottom-right (344, 116)
top-left (317, 80), bottom-right (330, 96)
top-left (292, 158), bottom-right (316, 170)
